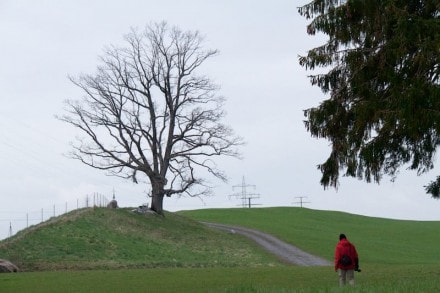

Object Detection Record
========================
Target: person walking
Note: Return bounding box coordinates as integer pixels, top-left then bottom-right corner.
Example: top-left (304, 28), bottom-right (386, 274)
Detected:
top-left (334, 233), bottom-right (359, 286)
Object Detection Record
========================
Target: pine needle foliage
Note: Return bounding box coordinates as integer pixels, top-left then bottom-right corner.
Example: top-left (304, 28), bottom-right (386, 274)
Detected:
top-left (298, 0), bottom-right (440, 197)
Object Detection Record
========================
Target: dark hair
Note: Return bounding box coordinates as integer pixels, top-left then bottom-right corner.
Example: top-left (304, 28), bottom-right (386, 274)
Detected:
top-left (339, 233), bottom-right (346, 240)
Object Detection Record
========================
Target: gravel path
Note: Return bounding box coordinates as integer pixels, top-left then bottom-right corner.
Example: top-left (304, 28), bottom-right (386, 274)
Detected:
top-left (203, 222), bottom-right (331, 266)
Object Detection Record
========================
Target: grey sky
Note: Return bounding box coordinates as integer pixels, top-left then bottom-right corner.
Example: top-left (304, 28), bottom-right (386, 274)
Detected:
top-left (1, 0), bottom-right (439, 239)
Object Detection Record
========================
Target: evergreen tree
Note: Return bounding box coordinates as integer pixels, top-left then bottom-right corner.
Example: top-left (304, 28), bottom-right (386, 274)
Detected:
top-left (298, 1), bottom-right (440, 197)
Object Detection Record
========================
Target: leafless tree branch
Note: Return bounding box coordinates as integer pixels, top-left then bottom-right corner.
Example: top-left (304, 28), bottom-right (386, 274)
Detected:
top-left (57, 22), bottom-right (242, 214)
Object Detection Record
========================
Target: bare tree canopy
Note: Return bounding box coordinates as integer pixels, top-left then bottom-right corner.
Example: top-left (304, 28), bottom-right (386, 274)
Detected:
top-left (298, 1), bottom-right (440, 197)
top-left (58, 22), bottom-right (242, 214)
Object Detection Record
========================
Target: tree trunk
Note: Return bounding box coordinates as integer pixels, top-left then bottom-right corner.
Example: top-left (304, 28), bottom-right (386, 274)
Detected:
top-left (150, 178), bottom-right (165, 215)
top-left (151, 193), bottom-right (164, 215)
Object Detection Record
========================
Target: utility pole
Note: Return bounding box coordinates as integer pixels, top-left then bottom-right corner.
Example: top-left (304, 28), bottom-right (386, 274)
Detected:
top-left (229, 176), bottom-right (261, 208)
top-left (8, 222), bottom-right (13, 238)
top-left (293, 196), bottom-right (310, 208)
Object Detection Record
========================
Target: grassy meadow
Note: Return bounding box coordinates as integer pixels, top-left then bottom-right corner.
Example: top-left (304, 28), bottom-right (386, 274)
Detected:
top-left (0, 208), bottom-right (279, 271)
top-left (179, 207), bottom-right (440, 265)
top-left (0, 207), bottom-right (439, 292)
top-left (1, 265), bottom-right (439, 293)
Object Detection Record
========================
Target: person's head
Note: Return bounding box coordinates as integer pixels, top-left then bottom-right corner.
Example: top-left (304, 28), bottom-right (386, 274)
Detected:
top-left (339, 233), bottom-right (347, 240)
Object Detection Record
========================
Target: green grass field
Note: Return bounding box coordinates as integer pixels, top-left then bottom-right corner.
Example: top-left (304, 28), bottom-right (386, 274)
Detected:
top-left (1, 207), bottom-right (439, 292)
top-left (0, 208), bottom-right (279, 271)
top-left (1, 265), bottom-right (439, 293)
top-left (179, 207), bottom-right (440, 265)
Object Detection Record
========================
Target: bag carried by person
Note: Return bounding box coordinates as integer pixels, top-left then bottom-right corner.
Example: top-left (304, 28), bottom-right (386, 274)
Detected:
top-left (340, 254), bottom-right (352, 266)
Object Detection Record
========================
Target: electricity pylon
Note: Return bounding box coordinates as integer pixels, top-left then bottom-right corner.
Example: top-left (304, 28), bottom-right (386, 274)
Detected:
top-left (230, 176), bottom-right (261, 208)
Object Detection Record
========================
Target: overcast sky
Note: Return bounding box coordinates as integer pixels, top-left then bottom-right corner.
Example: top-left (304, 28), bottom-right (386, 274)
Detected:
top-left (1, 0), bottom-right (439, 239)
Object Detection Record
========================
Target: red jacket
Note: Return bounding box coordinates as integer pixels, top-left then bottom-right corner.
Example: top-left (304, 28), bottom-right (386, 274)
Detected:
top-left (334, 238), bottom-right (358, 271)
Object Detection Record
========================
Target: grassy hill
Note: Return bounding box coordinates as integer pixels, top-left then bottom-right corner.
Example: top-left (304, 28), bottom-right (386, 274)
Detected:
top-left (1, 206), bottom-right (439, 273)
top-left (0, 208), bottom-right (279, 271)
top-left (1, 207), bottom-right (440, 292)
top-left (179, 207), bottom-right (440, 266)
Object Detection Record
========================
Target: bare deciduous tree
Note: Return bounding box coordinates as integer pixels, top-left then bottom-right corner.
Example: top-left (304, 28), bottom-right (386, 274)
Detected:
top-left (58, 22), bottom-right (242, 214)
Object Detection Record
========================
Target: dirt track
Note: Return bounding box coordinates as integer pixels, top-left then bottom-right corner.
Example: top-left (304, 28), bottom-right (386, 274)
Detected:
top-left (203, 222), bottom-right (331, 266)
